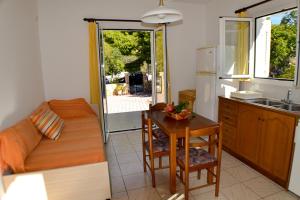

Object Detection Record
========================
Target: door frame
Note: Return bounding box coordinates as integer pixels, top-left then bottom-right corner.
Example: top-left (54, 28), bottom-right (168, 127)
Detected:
top-left (97, 24), bottom-right (169, 141)
top-left (152, 24), bottom-right (168, 104)
top-left (97, 23), bottom-right (110, 143)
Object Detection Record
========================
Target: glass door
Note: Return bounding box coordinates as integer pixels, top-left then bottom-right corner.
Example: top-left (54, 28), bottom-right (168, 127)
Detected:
top-left (153, 26), bottom-right (168, 103)
top-left (98, 26), bottom-right (109, 142)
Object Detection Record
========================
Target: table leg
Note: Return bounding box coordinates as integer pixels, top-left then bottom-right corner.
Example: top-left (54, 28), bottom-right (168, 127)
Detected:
top-left (207, 134), bottom-right (215, 184)
top-left (169, 134), bottom-right (177, 194)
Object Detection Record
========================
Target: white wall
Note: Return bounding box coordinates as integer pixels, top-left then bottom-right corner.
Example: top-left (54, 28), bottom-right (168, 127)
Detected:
top-left (204, 0), bottom-right (300, 107)
top-left (37, 0), bottom-right (206, 104)
top-left (0, 0), bottom-right (45, 130)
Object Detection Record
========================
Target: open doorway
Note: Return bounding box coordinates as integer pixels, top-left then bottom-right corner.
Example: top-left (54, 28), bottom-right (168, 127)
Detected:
top-left (103, 30), bottom-right (152, 132)
top-left (104, 30), bottom-right (152, 113)
top-left (98, 26), bottom-right (167, 138)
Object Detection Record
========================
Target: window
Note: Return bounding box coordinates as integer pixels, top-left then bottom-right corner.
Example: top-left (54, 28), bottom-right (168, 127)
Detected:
top-left (255, 8), bottom-right (298, 81)
top-left (219, 17), bottom-right (253, 79)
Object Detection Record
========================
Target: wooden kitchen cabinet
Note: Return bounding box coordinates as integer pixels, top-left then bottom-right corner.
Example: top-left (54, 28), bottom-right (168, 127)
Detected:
top-left (218, 97), bottom-right (297, 188)
top-left (237, 104), bottom-right (262, 164)
top-left (259, 111), bottom-right (295, 183)
top-left (218, 99), bottom-right (238, 151)
top-left (222, 124), bottom-right (237, 151)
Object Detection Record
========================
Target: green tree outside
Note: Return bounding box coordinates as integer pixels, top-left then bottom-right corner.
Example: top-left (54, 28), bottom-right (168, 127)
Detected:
top-left (104, 42), bottom-right (124, 78)
top-left (103, 31), bottom-right (151, 76)
top-left (270, 10), bottom-right (297, 79)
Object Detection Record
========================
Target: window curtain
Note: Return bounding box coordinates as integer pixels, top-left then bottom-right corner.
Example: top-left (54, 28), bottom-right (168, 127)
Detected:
top-left (88, 21), bottom-right (104, 127)
top-left (236, 12), bottom-right (249, 75)
top-left (88, 22), bottom-right (101, 104)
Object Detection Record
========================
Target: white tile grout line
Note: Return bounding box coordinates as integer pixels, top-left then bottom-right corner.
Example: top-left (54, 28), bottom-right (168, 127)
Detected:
top-left (113, 132), bottom-right (154, 197)
top-left (129, 131), bottom-right (181, 199)
top-left (125, 131), bottom-right (167, 199)
top-left (220, 155), bottom-right (287, 198)
top-left (107, 138), bottom-right (130, 198)
top-left (241, 178), bottom-right (283, 200)
top-left (220, 163), bottom-right (284, 199)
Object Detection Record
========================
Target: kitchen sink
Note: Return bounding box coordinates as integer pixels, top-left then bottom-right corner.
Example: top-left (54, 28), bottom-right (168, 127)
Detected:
top-left (279, 104), bottom-right (300, 111)
top-left (257, 100), bottom-right (281, 106)
top-left (247, 98), bottom-right (282, 106)
top-left (246, 98), bottom-right (300, 112)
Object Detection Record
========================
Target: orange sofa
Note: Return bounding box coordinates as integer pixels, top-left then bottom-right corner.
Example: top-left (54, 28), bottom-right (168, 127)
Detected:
top-left (0, 98), bottom-right (106, 174)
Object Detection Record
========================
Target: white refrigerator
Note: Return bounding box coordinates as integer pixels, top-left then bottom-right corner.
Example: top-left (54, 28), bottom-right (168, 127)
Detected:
top-left (195, 47), bottom-right (217, 120)
top-left (289, 120), bottom-right (300, 196)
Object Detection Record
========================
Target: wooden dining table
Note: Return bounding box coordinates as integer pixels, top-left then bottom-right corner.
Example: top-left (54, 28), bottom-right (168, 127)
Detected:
top-left (148, 110), bottom-right (219, 194)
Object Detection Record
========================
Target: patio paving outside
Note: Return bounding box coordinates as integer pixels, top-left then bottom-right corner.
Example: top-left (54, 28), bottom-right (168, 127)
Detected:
top-left (107, 95), bottom-right (152, 114)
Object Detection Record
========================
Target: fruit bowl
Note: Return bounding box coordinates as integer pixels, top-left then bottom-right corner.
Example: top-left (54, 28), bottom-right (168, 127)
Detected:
top-left (166, 111), bottom-right (191, 120)
top-left (165, 102), bottom-right (191, 120)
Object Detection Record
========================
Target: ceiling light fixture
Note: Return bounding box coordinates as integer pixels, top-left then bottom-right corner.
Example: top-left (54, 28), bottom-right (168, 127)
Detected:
top-left (141, 0), bottom-right (183, 24)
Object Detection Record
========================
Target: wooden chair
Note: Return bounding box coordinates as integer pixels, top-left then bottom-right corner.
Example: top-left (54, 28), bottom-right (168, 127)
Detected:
top-left (148, 103), bottom-right (169, 169)
top-left (149, 103), bottom-right (169, 140)
top-left (141, 111), bottom-right (169, 187)
top-left (176, 124), bottom-right (223, 200)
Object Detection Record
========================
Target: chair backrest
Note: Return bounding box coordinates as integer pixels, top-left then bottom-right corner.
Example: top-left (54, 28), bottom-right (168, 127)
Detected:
top-left (141, 103), bottom-right (166, 127)
top-left (141, 115), bottom-right (155, 155)
top-left (184, 123), bottom-right (223, 169)
top-left (142, 103), bottom-right (167, 154)
top-left (141, 111), bottom-right (154, 143)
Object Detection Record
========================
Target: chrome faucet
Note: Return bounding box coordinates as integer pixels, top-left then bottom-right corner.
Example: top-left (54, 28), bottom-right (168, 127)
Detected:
top-left (282, 89), bottom-right (292, 104)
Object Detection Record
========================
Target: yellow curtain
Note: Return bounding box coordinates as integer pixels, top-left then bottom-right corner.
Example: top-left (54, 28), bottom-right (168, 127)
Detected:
top-left (88, 22), bottom-right (100, 104)
top-left (88, 22), bottom-right (106, 135)
top-left (236, 12), bottom-right (249, 75)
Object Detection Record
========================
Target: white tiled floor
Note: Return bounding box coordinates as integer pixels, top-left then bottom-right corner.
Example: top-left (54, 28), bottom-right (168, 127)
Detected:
top-left (106, 130), bottom-right (300, 200)
top-left (107, 95), bottom-right (151, 113)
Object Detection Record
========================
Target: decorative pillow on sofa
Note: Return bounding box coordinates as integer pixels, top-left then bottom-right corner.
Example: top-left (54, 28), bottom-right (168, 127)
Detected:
top-left (0, 118), bottom-right (42, 173)
top-left (30, 108), bottom-right (64, 140)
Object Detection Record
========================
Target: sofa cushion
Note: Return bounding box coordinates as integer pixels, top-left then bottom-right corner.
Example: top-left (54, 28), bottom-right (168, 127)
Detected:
top-left (30, 108), bottom-right (64, 140)
top-left (24, 117), bottom-right (106, 172)
top-left (0, 118), bottom-right (42, 173)
top-left (48, 98), bottom-right (96, 119)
